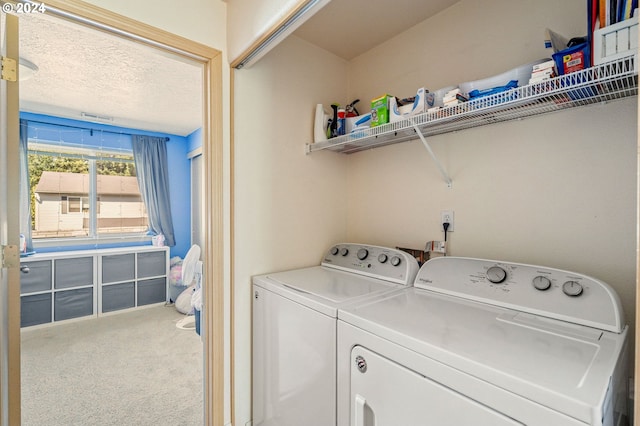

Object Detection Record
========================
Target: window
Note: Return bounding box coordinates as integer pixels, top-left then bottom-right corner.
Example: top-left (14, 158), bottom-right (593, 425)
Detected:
top-left (61, 196), bottom-right (97, 214)
top-left (69, 196), bottom-right (82, 213)
top-left (28, 141), bottom-right (148, 242)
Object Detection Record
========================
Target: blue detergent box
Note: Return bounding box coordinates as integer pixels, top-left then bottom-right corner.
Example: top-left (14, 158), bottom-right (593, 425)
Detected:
top-left (552, 43), bottom-right (590, 75)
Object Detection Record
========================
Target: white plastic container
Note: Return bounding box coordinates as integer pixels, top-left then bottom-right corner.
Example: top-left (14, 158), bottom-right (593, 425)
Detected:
top-left (459, 58), bottom-right (551, 94)
top-left (593, 14), bottom-right (638, 68)
top-left (346, 113), bottom-right (371, 133)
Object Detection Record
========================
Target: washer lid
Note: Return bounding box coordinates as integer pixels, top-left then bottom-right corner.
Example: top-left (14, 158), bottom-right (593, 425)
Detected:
top-left (253, 266), bottom-right (404, 317)
top-left (338, 288), bottom-right (628, 424)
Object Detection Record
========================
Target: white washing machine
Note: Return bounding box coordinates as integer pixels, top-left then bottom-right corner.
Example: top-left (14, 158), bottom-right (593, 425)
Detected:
top-left (337, 256), bottom-right (629, 426)
top-left (252, 243), bottom-right (419, 426)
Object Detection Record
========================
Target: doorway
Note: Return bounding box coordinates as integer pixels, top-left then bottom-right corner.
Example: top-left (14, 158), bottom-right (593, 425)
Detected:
top-left (1, 2), bottom-right (224, 425)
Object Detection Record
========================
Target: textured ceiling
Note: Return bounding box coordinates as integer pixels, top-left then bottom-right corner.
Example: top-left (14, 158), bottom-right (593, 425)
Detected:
top-left (18, 12), bottom-right (203, 137)
top-left (294, 0), bottom-right (460, 60)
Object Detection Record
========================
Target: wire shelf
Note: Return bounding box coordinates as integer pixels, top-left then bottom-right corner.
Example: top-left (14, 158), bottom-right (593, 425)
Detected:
top-left (307, 55), bottom-right (638, 155)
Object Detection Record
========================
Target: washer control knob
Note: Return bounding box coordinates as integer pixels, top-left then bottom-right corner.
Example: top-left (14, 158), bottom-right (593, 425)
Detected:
top-left (378, 254), bottom-right (388, 264)
top-left (532, 276), bottom-right (552, 291)
top-left (330, 247), bottom-right (339, 256)
top-left (357, 249), bottom-right (369, 260)
top-left (486, 266), bottom-right (507, 283)
top-left (390, 256), bottom-right (402, 267)
top-left (340, 248), bottom-right (349, 256)
top-left (562, 280), bottom-right (583, 297)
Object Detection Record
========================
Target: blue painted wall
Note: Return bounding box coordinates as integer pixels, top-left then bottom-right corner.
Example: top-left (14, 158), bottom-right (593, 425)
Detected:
top-left (21, 112), bottom-right (193, 258)
top-left (187, 127), bottom-right (202, 153)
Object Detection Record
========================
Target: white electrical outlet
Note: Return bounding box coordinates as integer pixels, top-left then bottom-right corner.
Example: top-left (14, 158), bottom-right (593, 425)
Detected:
top-left (441, 210), bottom-right (454, 232)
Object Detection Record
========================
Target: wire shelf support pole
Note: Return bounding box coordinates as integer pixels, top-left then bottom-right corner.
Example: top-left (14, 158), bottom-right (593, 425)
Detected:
top-left (411, 120), bottom-right (452, 188)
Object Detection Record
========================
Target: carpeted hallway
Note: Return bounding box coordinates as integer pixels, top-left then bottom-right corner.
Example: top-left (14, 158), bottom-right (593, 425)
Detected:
top-left (21, 305), bottom-right (203, 426)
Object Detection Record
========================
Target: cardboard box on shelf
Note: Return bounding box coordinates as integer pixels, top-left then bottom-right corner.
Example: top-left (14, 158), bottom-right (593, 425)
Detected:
top-left (371, 94), bottom-right (393, 127)
top-left (397, 246), bottom-right (444, 266)
top-left (552, 43), bottom-right (590, 75)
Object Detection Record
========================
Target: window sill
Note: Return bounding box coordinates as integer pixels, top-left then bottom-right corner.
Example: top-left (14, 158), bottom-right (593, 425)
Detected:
top-left (32, 234), bottom-right (152, 252)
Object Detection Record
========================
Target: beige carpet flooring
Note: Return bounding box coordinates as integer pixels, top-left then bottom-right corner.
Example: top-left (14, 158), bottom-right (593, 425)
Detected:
top-left (21, 305), bottom-right (203, 426)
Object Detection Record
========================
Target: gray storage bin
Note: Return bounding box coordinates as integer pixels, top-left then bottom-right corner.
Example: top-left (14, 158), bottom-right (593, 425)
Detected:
top-left (55, 257), bottom-right (93, 289)
top-left (54, 288), bottom-right (93, 321)
top-left (137, 277), bottom-right (166, 305)
top-left (102, 253), bottom-right (135, 283)
top-left (20, 260), bottom-right (52, 293)
top-left (137, 251), bottom-right (166, 278)
top-left (21, 293), bottom-right (52, 327)
top-left (102, 282), bottom-right (135, 312)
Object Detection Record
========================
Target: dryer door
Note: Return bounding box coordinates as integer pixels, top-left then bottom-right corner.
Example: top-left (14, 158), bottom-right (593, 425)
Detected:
top-left (350, 346), bottom-right (523, 426)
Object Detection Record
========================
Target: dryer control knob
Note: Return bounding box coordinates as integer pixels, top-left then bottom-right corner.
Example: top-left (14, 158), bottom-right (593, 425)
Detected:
top-left (340, 248), bottom-right (349, 256)
top-left (378, 254), bottom-right (388, 263)
top-left (486, 266), bottom-right (507, 283)
top-left (357, 249), bottom-right (369, 260)
top-left (330, 247), bottom-right (339, 256)
top-left (562, 280), bottom-right (583, 297)
top-left (532, 276), bottom-right (552, 291)
top-left (390, 256), bottom-right (402, 267)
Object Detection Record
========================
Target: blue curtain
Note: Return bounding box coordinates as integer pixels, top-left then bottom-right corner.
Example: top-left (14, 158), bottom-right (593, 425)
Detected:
top-left (19, 120), bottom-right (33, 252)
top-left (131, 135), bottom-right (176, 247)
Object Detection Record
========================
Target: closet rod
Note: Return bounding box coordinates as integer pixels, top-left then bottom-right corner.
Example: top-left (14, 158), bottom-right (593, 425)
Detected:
top-left (23, 119), bottom-right (170, 141)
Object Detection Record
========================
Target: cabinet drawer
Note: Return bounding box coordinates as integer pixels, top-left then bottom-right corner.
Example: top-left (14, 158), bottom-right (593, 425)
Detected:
top-left (21, 293), bottom-right (52, 327)
top-left (137, 251), bottom-right (166, 278)
top-left (20, 260), bottom-right (52, 293)
top-left (102, 254), bottom-right (135, 283)
top-left (102, 282), bottom-right (135, 313)
top-left (55, 257), bottom-right (93, 289)
top-left (138, 278), bottom-right (166, 306)
top-left (54, 288), bottom-right (93, 321)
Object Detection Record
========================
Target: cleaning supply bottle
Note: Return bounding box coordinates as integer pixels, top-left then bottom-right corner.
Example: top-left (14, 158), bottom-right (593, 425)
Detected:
top-left (330, 104), bottom-right (339, 138)
top-left (337, 108), bottom-right (346, 136)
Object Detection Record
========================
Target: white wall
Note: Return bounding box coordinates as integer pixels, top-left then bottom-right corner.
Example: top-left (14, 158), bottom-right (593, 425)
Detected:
top-left (347, 0), bottom-right (586, 98)
top-left (233, 35), bottom-right (349, 425)
top-left (81, 0), bottom-right (227, 48)
top-left (345, 0), bottom-right (637, 357)
top-left (227, 0), bottom-right (299, 61)
top-left (346, 102), bottom-right (636, 317)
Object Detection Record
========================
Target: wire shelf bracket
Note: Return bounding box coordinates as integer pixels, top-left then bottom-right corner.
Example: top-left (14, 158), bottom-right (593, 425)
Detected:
top-left (410, 120), bottom-right (452, 188)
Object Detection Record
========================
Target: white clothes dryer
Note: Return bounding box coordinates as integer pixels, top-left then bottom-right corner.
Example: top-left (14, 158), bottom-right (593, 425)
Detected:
top-left (253, 243), bottom-right (419, 426)
top-left (337, 256), bottom-right (629, 426)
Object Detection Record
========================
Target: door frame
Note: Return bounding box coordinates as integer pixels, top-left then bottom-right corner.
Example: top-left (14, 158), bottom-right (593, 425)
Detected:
top-left (0, 10), bottom-right (21, 425)
top-left (6, 1), bottom-right (225, 424)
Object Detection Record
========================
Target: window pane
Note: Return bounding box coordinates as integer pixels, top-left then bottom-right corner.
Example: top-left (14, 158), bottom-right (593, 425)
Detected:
top-left (29, 153), bottom-right (90, 238)
top-left (68, 196), bottom-right (81, 213)
top-left (96, 157), bottom-right (148, 235)
top-left (81, 196), bottom-right (89, 212)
